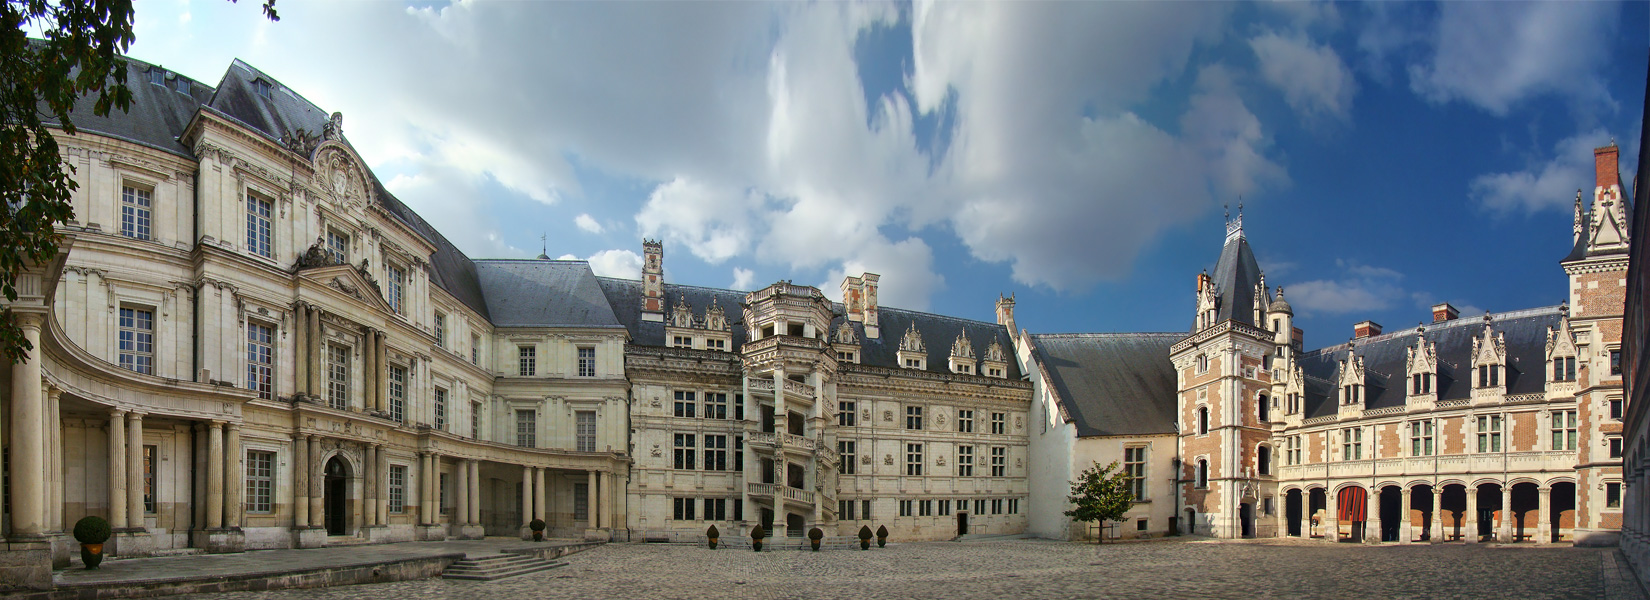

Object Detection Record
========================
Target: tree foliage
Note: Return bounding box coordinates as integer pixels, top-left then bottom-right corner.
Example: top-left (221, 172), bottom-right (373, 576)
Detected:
top-left (1064, 461), bottom-right (1135, 539)
top-left (0, 0), bottom-right (274, 363)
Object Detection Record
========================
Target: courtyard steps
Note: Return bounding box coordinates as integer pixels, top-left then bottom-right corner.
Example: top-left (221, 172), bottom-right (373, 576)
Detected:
top-left (441, 553), bottom-right (567, 581)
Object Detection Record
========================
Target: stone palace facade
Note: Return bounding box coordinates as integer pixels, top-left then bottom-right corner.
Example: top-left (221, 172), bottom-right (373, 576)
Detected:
top-left (0, 56), bottom-right (1628, 586)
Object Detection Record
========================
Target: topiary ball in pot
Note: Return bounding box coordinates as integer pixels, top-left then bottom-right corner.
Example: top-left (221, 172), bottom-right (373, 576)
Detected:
top-left (530, 518), bottom-right (546, 541)
top-left (809, 527), bottom-right (824, 551)
top-left (876, 525), bottom-right (889, 548)
top-left (751, 525), bottom-right (765, 552)
top-left (858, 525), bottom-right (873, 550)
top-left (73, 516), bottom-right (112, 570)
top-left (706, 524), bottom-right (720, 550)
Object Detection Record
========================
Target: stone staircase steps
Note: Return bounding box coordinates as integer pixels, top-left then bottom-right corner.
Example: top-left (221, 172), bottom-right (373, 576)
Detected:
top-left (441, 553), bottom-right (566, 581)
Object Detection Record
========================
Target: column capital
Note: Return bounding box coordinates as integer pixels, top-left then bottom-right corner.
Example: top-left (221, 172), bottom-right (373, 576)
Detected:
top-left (126, 411), bottom-right (146, 422)
top-left (110, 409), bottom-right (129, 419)
top-left (226, 421), bottom-right (241, 431)
top-left (209, 420), bottom-right (225, 429)
top-left (45, 386), bottom-right (61, 400)
top-left (12, 311), bottom-right (46, 330)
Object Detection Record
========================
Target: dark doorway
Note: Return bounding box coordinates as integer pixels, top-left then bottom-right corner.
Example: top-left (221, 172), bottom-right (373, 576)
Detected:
top-left (787, 463), bottom-right (806, 489)
top-left (1511, 482), bottom-right (1539, 542)
top-left (786, 513), bottom-right (805, 537)
top-left (957, 512), bottom-right (969, 536)
top-left (1258, 394), bottom-right (1269, 422)
top-left (1412, 484), bottom-right (1435, 541)
top-left (1477, 484), bottom-right (1502, 541)
top-left (1337, 487), bottom-right (1367, 543)
top-left (324, 456), bottom-right (350, 535)
top-left (760, 508), bottom-right (775, 532)
top-left (1239, 503), bottom-right (1254, 538)
top-left (1285, 489), bottom-right (1303, 537)
top-left (1379, 486), bottom-right (1402, 542)
top-left (761, 458), bottom-right (776, 484)
top-left (1308, 488), bottom-right (1327, 538)
top-left (787, 412), bottom-right (805, 436)
top-left (1550, 482), bottom-right (1576, 543)
top-left (761, 405), bottom-right (775, 433)
top-left (1184, 508), bottom-right (1196, 535)
top-left (1442, 484), bottom-right (1467, 541)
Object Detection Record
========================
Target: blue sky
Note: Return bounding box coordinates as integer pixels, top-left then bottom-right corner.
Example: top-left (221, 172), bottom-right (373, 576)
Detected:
top-left (121, 1), bottom-right (1645, 349)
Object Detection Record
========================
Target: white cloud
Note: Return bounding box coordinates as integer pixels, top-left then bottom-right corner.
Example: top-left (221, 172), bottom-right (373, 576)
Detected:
top-left (1407, 1), bottom-right (1620, 115)
top-left (1249, 32), bottom-right (1356, 122)
top-left (1470, 129), bottom-right (1613, 213)
top-left (818, 237), bottom-right (944, 311)
top-left (730, 267), bottom-right (756, 291)
top-left (583, 249), bottom-right (643, 280)
top-left (1285, 260), bottom-right (1405, 316)
top-left (574, 213), bottom-right (604, 234)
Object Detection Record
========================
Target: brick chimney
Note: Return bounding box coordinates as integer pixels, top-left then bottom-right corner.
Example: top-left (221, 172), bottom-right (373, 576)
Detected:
top-left (995, 294), bottom-right (1016, 336)
top-left (1354, 320), bottom-right (1382, 339)
top-left (1432, 303), bottom-right (1459, 324)
top-left (1597, 143), bottom-right (1620, 189)
top-left (841, 275), bottom-right (864, 322)
top-left (861, 273), bottom-right (880, 339)
top-left (640, 239), bottom-right (664, 322)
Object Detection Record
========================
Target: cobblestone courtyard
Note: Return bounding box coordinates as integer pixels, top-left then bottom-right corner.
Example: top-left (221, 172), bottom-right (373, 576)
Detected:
top-left (174, 539), bottom-right (1629, 600)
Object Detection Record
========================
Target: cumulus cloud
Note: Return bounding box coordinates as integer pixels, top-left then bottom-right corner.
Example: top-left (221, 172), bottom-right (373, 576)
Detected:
top-left (582, 249), bottom-right (643, 280)
top-left (1407, 1), bottom-right (1620, 115)
top-left (730, 267), bottom-right (756, 291)
top-left (574, 213), bottom-right (604, 234)
top-left (1470, 129), bottom-right (1614, 213)
top-left (1286, 260), bottom-right (1406, 315)
top-left (1249, 32), bottom-right (1356, 122)
top-left (636, 178), bottom-right (764, 265)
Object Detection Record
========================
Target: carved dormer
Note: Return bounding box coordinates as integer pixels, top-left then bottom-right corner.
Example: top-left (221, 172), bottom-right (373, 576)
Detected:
top-left (832, 322), bottom-right (860, 364)
top-left (1193, 271), bottom-right (1219, 331)
top-left (669, 296), bottom-right (696, 329)
top-left (1336, 351), bottom-right (1367, 416)
top-left (1406, 329), bottom-right (1438, 409)
top-left (1280, 361), bottom-right (1306, 421)
top-left (1471, 314), bottom-right (1508, 402)
top-left (949, 331), bottom-right (977, 375)
top-left (1585, 144), bottom-right (1631, 256)
top-left (982, 339), bottom-right (1010, 379)
top-left (1546, 305), bottom-right (1579, 393)
top-left (897, 323), bottom-right (927, 370)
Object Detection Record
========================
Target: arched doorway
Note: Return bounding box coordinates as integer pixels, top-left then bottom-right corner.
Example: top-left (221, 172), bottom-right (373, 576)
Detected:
top-left (1239, 503), bottom-right (1254, 538)
top-left (1285, 489), bottom-right (1303, 537)
top-left (1411, 484), bottom-right (1435, 542)
top-left (1476, 483), bottom-right (1503, 541)
top-left (786, 513), bottom-right (805, 538)
top-left (1337, 486), bottom-right (1368, 542)
top-left (1441, 484), bottom-right (1468, 541)
top-left (1550, 482), bottom-right (1577, 543)
top-left (1308, 488), bottom-right (1327, 538)
top-left (324, 456), bottom-right (351, 536)
top-left (1379, 486), bottom-right (1402, 542)
top-left (1511, 482), bottom-right (1540, 542)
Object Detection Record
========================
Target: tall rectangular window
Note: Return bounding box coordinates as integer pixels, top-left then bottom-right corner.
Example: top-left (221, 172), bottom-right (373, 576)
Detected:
top-left (704, 434), bottom-right (727, 471)
top-left (246, 322), bottom-right (274, 400)
top-left (734, 436), bottom-right (744, 471)
top-left (899, 500), bottom-right (913, 517)
top-left (838, 400), bottom-right (857, 426)
top-left (246, 194), bottom-right (272, 258)
top-left (121, 185), bottom-right (152, 240)
top-left (327, 344), bottom-right (349, 410)
top-left (1613, 398), bottom-right (1624, 420)
top-left (518, 346), bottom-right (536, 376)
top-left (990, 446), bottom-right (1007, 477)
top-left (672, 497), bottom-right (696, 521)
top-left (433, 388), bottom-right (448, 430)
top-left (674, 433), bottom-right (696, 470)
top-left (1610, 437), bottom-right (1623, 459)
top-left (1551, 410), bottom-right (1577, 451)
top-left (839, 440), bottom-right (856, 475)
top-left (705, 393), bottom-right (728, 419)
top-left (471, 334), bottom-right (480, 364)
top-left (326, 229), bottom-right (349, 264)
top-left (576, 410), bottom-right (596, 452)
top-left (974, 499), bottom-right (986, 515)
top-left (1286, 435), bottom-right (1301, 465)
top-left (905, 406), bottom-right (923, 430)
top-left (905, 443), bottom-right (923, 476)
top-left (1410, 420), bottom-right (1435, 456)
top-left (1477, 415), bottom-right (1503, 453)
top-left (577, 347), bottom-right (596, 377)
top-left (516, 409), bottom-right (536, 448)
top-left (992, 499), bottom-right (1004, 515)
top-left (1124, 446), bottom-right (1147, 501)
top-left (1612, 350), bottom-right (1623, 376)
top-left (388, 365), bottom-right (406, 423)
top-left (118, 306), bottom-right (155, 375)
top-left (673, 391), bottom-right (697, 418)
top-left (957, 445), bottom-right (974, 476)
top-left (1342, 427), bottom-right (1363, 460)
top-left (386, 264), bottom-right (405, 314)
top-left (919, 500), bottom-right (933, 516)
top-left (389, 465), bottom-right (406, 513)
top-left (957, 409), bottom-right (974, 433)
top-left (433, 313), bottom-right (446, 349)
top-left (991, 412), bottom-right (1006, 434)
top-left (143, 445), bottom-right (156, 513)
top-left (704, 498), bottom-right (726, 521)
top-left (574, 483), bottom-right (588, 522)
top-left (246, 450), bottom-right (274, 513)
top-left (839, 500), bottom-right (856, 521)
top-left (1608, 482), bottom-right (1622, 508)
top-left (472, 402), bottom-right (482, 439)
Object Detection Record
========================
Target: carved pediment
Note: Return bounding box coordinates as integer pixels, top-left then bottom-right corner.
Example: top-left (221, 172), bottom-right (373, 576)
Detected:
top-left (669, 296), bottom-right (696, 329)
top-left (900, 323), bottom-right (926, 353)
top-left (299, 264), bottom-right (392, 313)
top-left (833, 322), bottom-right (858, 345)
top-left (950, 331), bottom-right (974, 359)
top-left (985, 339), bottom-right (1007, 362)
top-left (705, 302), bottom-right (729, 332)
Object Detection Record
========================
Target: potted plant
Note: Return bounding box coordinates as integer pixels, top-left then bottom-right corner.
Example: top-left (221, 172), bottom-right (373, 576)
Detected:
top-left (529, 518), bottom-right (546, 542)
top-left (751, 525), bottom-right (766, 552)
top-left (73, 516), bottom-right (112, 570)
top-left (808, 527), bottom-right (824, 551)
top-left (858, 525), bottom-right (872, 550)
top-left (876, 525), bottom-right (889, 548)
top-left (707, 525), bottom-right (720, 550)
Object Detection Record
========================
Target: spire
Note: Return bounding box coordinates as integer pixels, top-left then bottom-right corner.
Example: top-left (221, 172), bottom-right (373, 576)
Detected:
top-left (1225, 199), bottom-right (1244, 243)
top-left (1573, 191), bottom-right (1584, 244)
top-left (536, 233), bottom-right (549, 260)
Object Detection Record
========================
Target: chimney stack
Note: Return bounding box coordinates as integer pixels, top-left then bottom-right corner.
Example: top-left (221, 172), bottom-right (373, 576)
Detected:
top-left (1596, 143), bottom-right (1620, 190)
top-left (1354, 320), bottom-right (1382, 339)
top-left (861, 273), bottom-right (880, 339)
top-left (841, 275), bottom-right (864, 322)
top-left (995, 294), bottom-right (1017, 336)
top-left (640, 239), bottom-right (664, 322)
top-left (1431, 303), bottom-right (1459, 324)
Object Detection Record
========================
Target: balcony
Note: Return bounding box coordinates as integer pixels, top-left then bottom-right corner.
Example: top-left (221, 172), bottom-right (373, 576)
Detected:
top-left (747, 482), bottom-right (816, 505)
top-left (784, 379), bottom-right (815, 398)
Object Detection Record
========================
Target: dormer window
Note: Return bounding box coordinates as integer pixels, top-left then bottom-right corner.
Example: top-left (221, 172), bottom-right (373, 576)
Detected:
top-left (1552, 357), bottom-right (1577, 382)
top-left (326, 229), bottom-right (349, 264)
top-left (1341, 384), bottom-right (1363, 405)
top-left (706, 338), bottom-right (726, 351)
top-left (987, 367), bottom-right (1004, 378)
top-left (897, 323), bottom-right (927, 370)
top-left (149, 68), bottom-right (165, 86)
top-left (672, 335), bottom-right (693, 349)
top-left (252, 78), bottom-right (272, 99)
top-left (836, 350), bottom-right (856, 362)
top-left (175, 77), bottom-right (190, 94)
top-left (1477, 365), bottom-right (1500, 388)
top-left (1411, 373), bottom-right (1433, 394)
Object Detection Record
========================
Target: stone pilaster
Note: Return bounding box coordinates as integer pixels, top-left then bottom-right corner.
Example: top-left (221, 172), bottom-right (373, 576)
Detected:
top-left (126, 412), bottom-right (145, 527)
top-left (108, 410), bottom-right (128, 529)
top-left (225, 423), bottom-right (243, 528)
top-left (293, 434), bottom-right (309, 528)
top-left (1539, 487), bottom-right (1553, 544)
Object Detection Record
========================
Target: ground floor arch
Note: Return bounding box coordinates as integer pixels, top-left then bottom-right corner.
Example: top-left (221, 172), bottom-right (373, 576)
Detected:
top-left (1285, 489), bottom-right (1303, 537)
top-left (323, 455), bottom-right (354, 536)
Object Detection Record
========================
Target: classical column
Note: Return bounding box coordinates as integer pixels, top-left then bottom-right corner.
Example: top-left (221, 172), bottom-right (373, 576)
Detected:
top-left (306, 308), bottom-right (321, 397)
top-left (1465, 487), bottom-right (1478, 544)
top-left (468, 460), bottom-right (480, 526)
top-left (294, 304), bottom-right (308, 397)
top-left (1500, 485), bottom-right (1513, 543)
top-left (1366, 489), bottom-right (1378, 543)
top-left (293, 435), bottom-right (309, 528)
top-left (603, 471), bottom-right (616, 530)
top-left (740, 374), bottom-right (752, 524)
top-left (1538, 486), bottom-right (1553, 544)
top-left (9, 312), bottom-right (45, 537)
top-left (376, 446), bottom-right (389, 525)
top-left (362, 444), bottom-right (377, 527)
top-left (307, 436), bottom-right (323, 527)
top-left (127, 412), bottom-right (146, 528)
top-left (1322, 492), bottom-right (1336, 541)
top-left (47, 387), bottom-right (61, 531)
top-left (206, 422), bottom-right (224, 529)
top-left (586, 470), bottom-right (598, 530)
top-left (109, 410), bottom-right (129, 529)
top-left (226, 423), bottom-right (243, 528)
top-left (455, 459), bottom-right (469, 530)
top-left (362, 329), bottom-right (377, 412)
top-left (533, 467), bottom-right (546, 524)
top-left (422, 453), bottom-right (437, 525)
top-left (520, 465), bottom-right (532, 528)
top-left (1400, 488), bottom-right (1413, 543)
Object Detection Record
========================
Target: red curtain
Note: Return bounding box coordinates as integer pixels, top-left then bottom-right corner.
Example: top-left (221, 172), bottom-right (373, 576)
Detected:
top-left (1337, 487), bottom-right (1367, 522)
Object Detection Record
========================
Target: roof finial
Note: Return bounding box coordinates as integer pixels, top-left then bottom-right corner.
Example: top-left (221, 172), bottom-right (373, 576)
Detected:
top-left (1223, 203), bottom-right (1229, 223)
top-left (536, 233), bottom-right (550, 260)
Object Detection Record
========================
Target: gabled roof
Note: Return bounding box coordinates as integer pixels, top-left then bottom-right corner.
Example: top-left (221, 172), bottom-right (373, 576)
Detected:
top-left (1028, 333), bottom-right (1180, 437)
top-left (474, 260), bottom-right (622, 328)
top-left (1297, 306), bottom-right (1563, 419)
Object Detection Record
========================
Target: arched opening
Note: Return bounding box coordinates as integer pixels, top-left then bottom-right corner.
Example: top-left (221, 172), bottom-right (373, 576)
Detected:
top-left (1476, 483), bottom-right (1503, 541)
top-left (1308, 488), bottom-right (1327, 538)
top-left (1441, 484), bottom-right (1468, 541)
top-left (1239, 503), bottom-right (1254, 538)
top-left (1197, 407), bottom-right (1209, 435)
top-left (1411, 484), bottom-right (1435, 542)
top-left (1511, 482), bottom-right (1540, 542)
top-left (1285, 489), bottom-right (1303, 537)
top-left (1196, 459), bottom-right (1208, 488)
top-left (1336, 486), bottom-right (1368, 542)
top-left (1550, 482), bottom-right (1576, 543)
top-left (1257, 446), bottom-right (1271, 476)
top-left (324, 455), bottom-right (352, 536)
top-left (1258, 394), bottom-right (1270, 422)
top-left (1378, 486), bottom-right (1402, 542)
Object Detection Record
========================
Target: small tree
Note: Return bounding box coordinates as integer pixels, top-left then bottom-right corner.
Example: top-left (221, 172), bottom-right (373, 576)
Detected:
top-left (1064, 461), bottom-right (1135, 543)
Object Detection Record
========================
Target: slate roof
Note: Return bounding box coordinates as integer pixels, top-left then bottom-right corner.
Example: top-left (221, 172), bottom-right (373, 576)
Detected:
top-left (1210, 233), bottom-right (1263, 328)
top-left (473, 260), bottom-right (622, 328)
top-left (1297, 306), bottom-right (1564, 420)
top-left (1028, 333), bottom-right (1181, 437)
top-left (43, 55), bottom-right (211, 157)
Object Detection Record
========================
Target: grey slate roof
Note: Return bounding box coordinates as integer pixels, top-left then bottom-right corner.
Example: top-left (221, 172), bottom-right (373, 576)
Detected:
top-left (1297, 306), bottom-right (1563, 420)
top-left (44, 56), bottom-right (211, 157)
top-left (1210, 233), bottom-right (1263, 328)
top-left (1028, 333), bottom-right (1181, 437)
top-left (474, 261), bottom-right (622, 328)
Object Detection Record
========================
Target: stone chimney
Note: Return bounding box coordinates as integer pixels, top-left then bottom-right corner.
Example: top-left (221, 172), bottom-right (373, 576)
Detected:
top-left (1354, 320), bottom-right (1382, 339)
top-left (640, 239), bottom-right (664, 322)
top-left (1597, 143), bottom-right (1620, 190)
top-left (995, 294), bottom-right (1016, 336)
top-left (841, 275), bottom-right (864, 322)
top-left (1432, 303), bottom-right (1459, 324)
top-left (861, 273), bottom-right (880, 339)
